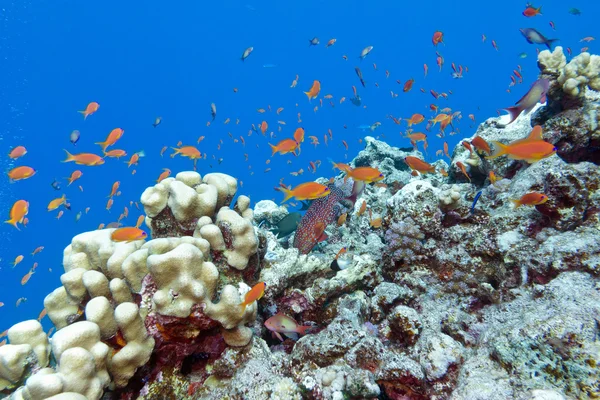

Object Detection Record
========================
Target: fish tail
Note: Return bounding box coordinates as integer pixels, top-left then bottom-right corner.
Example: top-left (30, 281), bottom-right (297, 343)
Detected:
top-left (545, 39), bottom-right (558, 49)
top-left (95, 141), bottom-right (107, 152)
top-left (510, 199), bottom-right (522, 209)
top-left (503, 106), bottom-right (521, 124)
top-left (486, 141), bottom-right (509, 160)
top-left (4, 219), bottom-right (20, 231)
top-left (78, 110), bottom-right (88, 120)
top-left (303, 91), bottom-right (312, 101)
top-left (268, 143), bottom-right (278, 156)
top-left (279, 187), bottom-right (294, 203)
top-left (296, 325), bottom-right (312, 336)
top-left (62, 149), bottom-right (74, 162)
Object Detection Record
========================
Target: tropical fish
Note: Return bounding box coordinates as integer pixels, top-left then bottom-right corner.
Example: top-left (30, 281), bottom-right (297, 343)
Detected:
top-left (359, 45), bottom-right (373, 60)
top-left (522, 6), bottom-right (542, 17)
top-left (95, 128), bottom-right (124, 152)
top-left (344, 166), bottom-right (384, 184)
top-left (308, 37), bottom-right (319, 46)
top-left (404, 156), bottom-right (435, 174)
top-left (8, 166), bottom-right (36, 181)
top-left (239, 282), bottom-right (266, 313)
top-left (78, 102), bottom-right (99, 119)
top-left (502, 79), bottom-right (549, 124)
top-left (293, 180), bottom-right (364, 254)
top-left (111, 227), bottom-right (147, 242)
top-left (264, 313), bottom-right (312, 341)
top-left (210, 103), bottom-right (217, 121)
top-left (5, 200), bottom-right (29, 230)
top-left (304, 80), bottom-right (321, 100)
top-left (70, 130), bottom-right (81, 145)
top-left (8, 146), bottom-right (27, 159)
top-left (269, 139), bottom-right (300, 156)
top-left (510, 192), bottom-right (548, 208)
top-left (270, 212), bottom-right (302, 238)
top-left (486, 125), bottom-right (556, 163)
top-left (519, 28), bottom-right (557, 49)
top-left (63, 150), bottom-right (105, 166)
top-left (241, 46), bottom-right (253, 61)
top-left (152, 117), bottom-right (162, 127)
top-left (278, 182), bottom-right (331, 203)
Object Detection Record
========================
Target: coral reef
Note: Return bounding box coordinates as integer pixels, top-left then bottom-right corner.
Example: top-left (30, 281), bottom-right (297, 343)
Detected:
top-left (3, 64), bottom-right (600, 398)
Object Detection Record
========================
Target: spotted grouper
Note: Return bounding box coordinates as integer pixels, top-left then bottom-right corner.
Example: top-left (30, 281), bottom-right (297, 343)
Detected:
top-left (293, 180), bottom-right (364, 254)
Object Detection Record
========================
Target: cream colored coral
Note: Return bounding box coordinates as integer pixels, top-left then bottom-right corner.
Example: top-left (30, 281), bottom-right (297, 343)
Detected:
top-left (109, 303), bottom-right (155, 387)
top-left (8, 320), bottom-right (50, 367)
top-left (537, 46), bottom-right (567, 73)
top-left (439, 185), bottom-right (462, 210)
top-left (85, 297), bottom-right (117, 339)
top-left (216, 208), bottom-right (259, 270)
top-left (543, 47), bottom-right (600, 97)
top-left (175, 171), bottom-right (201, 187)
top-left (203, 173), bottom-right (237, 209)
top-left (148, 243), bottom-right (219, 317)
top-left (0, 344), bottom-right (33, 389)
top-left (44, 287), bottom-right (81, 330)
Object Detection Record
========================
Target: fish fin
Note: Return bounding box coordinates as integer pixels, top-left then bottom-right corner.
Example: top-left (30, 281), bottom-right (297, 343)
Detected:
top-left (511, 126), bottom-right (544, 146)
top-left (4, 219), bottom-right (20, 230)
top-left (279, 187), bottom-right (294, 204)
top-left (77, 110), bottom-right (88, 120)
top-left (268, 143), bottom-right (278, 156)
top-left (296, 325), bottom-right (312, 336)
top-left (510, 199), bottom-right (522, 209)
top-left (486, 141), bottom-right (509, 160)
top-left (94, 141), bottom-right (107, 152)
top-left (283, 331), bottom-right (299, 340)
top-left (62, 149), bottom-right (74, 162)
top-left (503, 106), bottom-right (521, 124)
top-left (545, 39), bottom-right (558, 49)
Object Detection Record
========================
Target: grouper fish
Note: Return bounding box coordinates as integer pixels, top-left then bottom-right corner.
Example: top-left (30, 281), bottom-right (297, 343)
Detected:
top-left (293, 180), bottom-right (365, 254)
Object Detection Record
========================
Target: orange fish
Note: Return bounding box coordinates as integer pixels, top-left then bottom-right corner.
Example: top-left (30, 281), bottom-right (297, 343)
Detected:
top-left (95, 128), bottom-right (124, 152)
top-left (404, 156), bottom-right (435, 174)
top-left (127, 153), bottom-right (140, 167)
top-left (78, 101), bottom-right (99, 119)
top-left (455, 161), bottom-right (471, 182)
top-left (269, 139), bottom-right (300, 156)
top-left (47, 194), bottom-right (67, 211)
top-left (12, 255), bottom-right (24, 267)
top-left (67, 170), bottom-right (83, 185)
top-left (108, 181), bottom-right (120, 198)
top-left (403, 78), bottom-right (415, 92)
top-left (8, 146), bottom-right (27, 159)
top-left (135, 215), bottom-right (145, 228)
top-left (406, 113), bottom-right (425, 127)
top-left (21, 269), bottom-right (34, 285)
top-left (260, 121), bottom-right (268, 134)
top-left (511, 192), bottom-right (548, 208)
top-left (8, 166), bottom-right (36, 181)
top-left (344, 166), bottom-right (384, 184)
top-left (104, 149), bottom-right (127, 158)
top-left (63, 150), bottom-right (105, 166)
top-left (522, 6), bottom-right (542, 17)
top-left (111, 227), bottom-right (148, 242)
top-left (432, 31), bottom-right (444, 46)
top-left (293, 127), bottom-right (305, 143)
top-left (31, 246), bottom-right (44, 256)
top-left (304, 80), bottom-right (321, 101)
top-left (471, 136), bottom-right (491, 155)
top-left (5, 200), bottom-right (29, 230)
top-left (239, 282), bottom-right (266, 312)
top-left (157, 168), bottom-right (171, 183)
top-left (171, 146), bottom-right (201, 159)
top-left (278, 182), bottom-right (331, 203)
top-left (486, 125), bottom-right (556, 163)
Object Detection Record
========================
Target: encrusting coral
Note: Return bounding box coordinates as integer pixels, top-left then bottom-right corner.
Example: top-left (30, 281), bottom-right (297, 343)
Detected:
top-left (0, 171), bottom-right (262, 400)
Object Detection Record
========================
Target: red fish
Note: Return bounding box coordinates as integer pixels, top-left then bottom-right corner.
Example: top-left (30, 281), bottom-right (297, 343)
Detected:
top-left (293, 181), bottom-right (364, 254)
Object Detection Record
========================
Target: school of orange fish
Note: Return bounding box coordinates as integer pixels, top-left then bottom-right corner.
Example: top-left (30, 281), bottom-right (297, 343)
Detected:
top-left (1, 3), bottom-right (594, 340)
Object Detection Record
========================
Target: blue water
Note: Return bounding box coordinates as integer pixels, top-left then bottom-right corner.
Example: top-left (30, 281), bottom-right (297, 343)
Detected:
top-left (0, 0), bottom-right (596, 331)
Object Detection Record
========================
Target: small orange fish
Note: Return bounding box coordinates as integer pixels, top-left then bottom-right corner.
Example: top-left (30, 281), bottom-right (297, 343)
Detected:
top-left (4, 200), bottom-right (29, 230)
top-left (67, 170), bottom-right (83, 185)
top-left (239, 282), bottom-right (266, 312)
top-left (406, 113), bottom-right (424, 127)
top-left (522, 6), bottom-right (542, 17)
top-left (404, 156), bottom-right (435, 174)
top-left (110, 227), bottom-right (148, 242)
top-left (12, 255), bottom-right (24, 267)
top-left (403, 78), bottom-right (415, 92)
top-left (510, 192), bottom-right (548, 208)
top-left (108, 181), bottom-right (120, 198)
top-left (21, 269), bottom-right (34, 285)
top-left (78, 101), bottom-right (99, 119)
top-left (278, 182), bottom-right (330, 203)
top-left (455, 161), bottom-right (471, 182)
top-left (8, 166), bottom-right (36, 181)
top-left (95, 128), bottom-right (124, 152)
top-left (304, 80), bottom-right (321, 101)
top-left (135, 215), bottom-right (145, 228)
top-left (471, 136), bottom-right (491, 155)
top-left (432, 31), bottom-right (444, 46)
top-left (269, 139), bottom-right (300, 156)
top-left (171, 146), bottom-right (201, 159)
top-left (344, 166), bottom-right (384, 184)
top-left (157, 168), bottom-right (171, 183)
top-left (104, 149), bottom-right (127, 158)
top-left (47, 194), bottom-right (67, 211)
top-left (8, 146), bottom-right (27, 159)
top-left (63, 150), bottom-right (105, 166)
top-left (293, 127), bottom-right (305, 143)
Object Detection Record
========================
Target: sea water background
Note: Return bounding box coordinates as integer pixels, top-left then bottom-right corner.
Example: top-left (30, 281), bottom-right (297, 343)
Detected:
top-left (0, 0), bottom-right (595, 331)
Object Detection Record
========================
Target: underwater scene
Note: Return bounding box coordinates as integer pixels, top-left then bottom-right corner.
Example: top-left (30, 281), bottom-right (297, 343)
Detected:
top-left (1, 0), bottom-right (599, 399)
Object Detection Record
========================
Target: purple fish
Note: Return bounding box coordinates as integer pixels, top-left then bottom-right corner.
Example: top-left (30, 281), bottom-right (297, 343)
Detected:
top-left (503, 78), bottom-right (549, 125)
top-left (293, 180), bottom-right (364, 254)
top-left (519, 28), bottom-right (558, 49)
